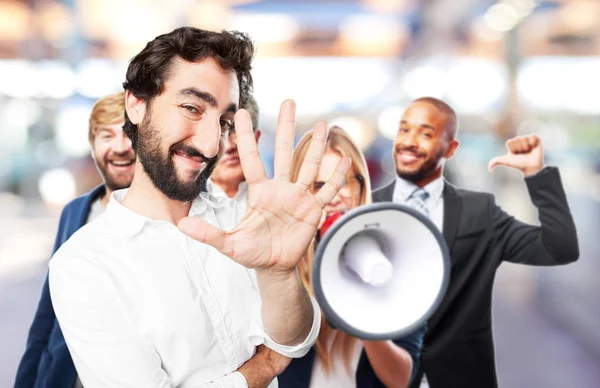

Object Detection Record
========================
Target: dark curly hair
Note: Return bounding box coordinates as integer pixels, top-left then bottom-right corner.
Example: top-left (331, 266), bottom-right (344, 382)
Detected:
top-left (122, 27), bottom-right (255, 150)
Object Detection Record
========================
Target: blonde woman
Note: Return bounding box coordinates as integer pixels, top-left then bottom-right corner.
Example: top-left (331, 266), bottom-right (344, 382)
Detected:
top-left (278, 126), bottom-right (426, 388)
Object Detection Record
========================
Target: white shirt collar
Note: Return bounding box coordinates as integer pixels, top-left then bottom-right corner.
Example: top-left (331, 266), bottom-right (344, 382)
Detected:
top-left (206, 178), bottom-right (248, 201)
top-left (393, 175), bottom-right (445, 204)
top-left (105, 188), bottom-right (236, 237)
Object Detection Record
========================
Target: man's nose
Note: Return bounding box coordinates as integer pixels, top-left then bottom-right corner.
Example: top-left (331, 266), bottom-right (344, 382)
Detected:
top-left (398, 132), bottom-right (419, 149)
top-left (112, 133), bottom-right (132, 154)
top-left (329, 191), bottom-right (343, 206)
top-left (225, 132), bottom-right (238, 153)
top-left (190, 120), bottom-right (223, 159)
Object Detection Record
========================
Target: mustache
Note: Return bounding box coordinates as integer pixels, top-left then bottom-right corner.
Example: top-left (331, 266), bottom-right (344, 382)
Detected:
top-left (395, 145), bottom-right (427, 158)
top-left (105, 150), bottom-right (135, 162)
top-left (170, 144), bottom-right (213, 163)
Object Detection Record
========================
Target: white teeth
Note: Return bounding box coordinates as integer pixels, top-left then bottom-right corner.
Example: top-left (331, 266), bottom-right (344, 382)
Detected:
top-left (111, 161), bottom-right (132, 166)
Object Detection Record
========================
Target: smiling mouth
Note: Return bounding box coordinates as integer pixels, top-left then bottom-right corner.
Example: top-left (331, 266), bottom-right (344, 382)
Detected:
top-left (174, 149), bottom-right (207, 170)
top-left (108, 160), bottom-right (134, 168)
top-left (397, 151), bottom-right (425, 163)
top-left (175, 149), bottom-right (204, 161)
top-left (220, 156), bottom-right (240, 165)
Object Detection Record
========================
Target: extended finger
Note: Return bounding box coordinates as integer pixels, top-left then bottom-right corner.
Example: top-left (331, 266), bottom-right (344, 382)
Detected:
top-left (313, 157), bottom-right (351, 208)
top-left (295, 121), bottom-right (328, 191)
top-left (273, 100), bottom-right (296, 181)
top-left (488, 154), bottom-right (511, 171)
top-left (235, 109), bottom-right (266, 185)
top-left (178, 216), bottom-right (226, 253)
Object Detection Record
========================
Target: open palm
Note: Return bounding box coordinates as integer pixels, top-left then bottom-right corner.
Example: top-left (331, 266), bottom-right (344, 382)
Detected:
top-left (178, 100), bottom-right (350, 273)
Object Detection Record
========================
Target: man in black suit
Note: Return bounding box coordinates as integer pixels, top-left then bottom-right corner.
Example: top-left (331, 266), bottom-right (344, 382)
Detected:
top-left (373, 97), bottom-right (579, 388)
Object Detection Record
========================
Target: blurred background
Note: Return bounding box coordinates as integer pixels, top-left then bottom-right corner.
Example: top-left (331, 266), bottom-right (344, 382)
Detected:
top-left (1, 0), bottom-right (599, 386)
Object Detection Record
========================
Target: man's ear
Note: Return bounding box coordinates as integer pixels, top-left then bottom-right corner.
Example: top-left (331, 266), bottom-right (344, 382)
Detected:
top-left (254, 129), bottom-right (262, 143)
top-left (445, 139), bottom-right (459, 160)
top-left (125, 90), bottom-right (146, 125)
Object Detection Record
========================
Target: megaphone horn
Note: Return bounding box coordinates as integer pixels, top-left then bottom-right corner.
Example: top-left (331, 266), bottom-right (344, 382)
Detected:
top-left (313, 203), bottom-right (450, 340)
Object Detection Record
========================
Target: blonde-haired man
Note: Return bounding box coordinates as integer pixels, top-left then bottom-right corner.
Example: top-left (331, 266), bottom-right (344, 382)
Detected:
top-left (15, 91), bottom-right (135, 388)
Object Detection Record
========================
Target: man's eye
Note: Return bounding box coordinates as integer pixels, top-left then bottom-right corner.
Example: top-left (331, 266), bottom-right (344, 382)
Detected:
top-left (183, 105), bottom-right (199, 114)
top-left (220, 120), bottom-right (234, 134)
top-left (423, 132), bottom-right (433, 138)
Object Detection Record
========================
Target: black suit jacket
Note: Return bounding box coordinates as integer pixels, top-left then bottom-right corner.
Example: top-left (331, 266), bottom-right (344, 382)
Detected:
top-left (372, 167), bottom-right (579, 388)
top-left (278, 324), bottom-right (426, 388)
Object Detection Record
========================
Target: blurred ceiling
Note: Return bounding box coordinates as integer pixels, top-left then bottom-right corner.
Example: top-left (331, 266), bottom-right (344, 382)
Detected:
top-left (0, 0), bottom-right (598, 60)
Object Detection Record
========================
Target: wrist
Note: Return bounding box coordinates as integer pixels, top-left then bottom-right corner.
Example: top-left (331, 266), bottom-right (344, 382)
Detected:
top-left (255, 267), bottom-right (298, 284)
top-left (522, 164), bottom-right (545, 177)
top-left (238, 360), bottom-right (275, 388)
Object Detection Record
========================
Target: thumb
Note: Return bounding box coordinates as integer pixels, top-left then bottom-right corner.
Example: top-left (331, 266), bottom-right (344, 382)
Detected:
top-left (488, 154), bottom-right (513, 172)
top-left (178, 216), bottom-right (226, 252)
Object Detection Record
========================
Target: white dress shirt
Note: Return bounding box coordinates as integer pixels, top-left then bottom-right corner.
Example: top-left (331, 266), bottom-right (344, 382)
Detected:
top-left (49, 189), bottom-right (320, 388)
top-left (206, 179), bottom-right (249, 214)
top-left (392, 176), bottom-right (445, 232)
top-left (75, 196), bottom-right (103, 388)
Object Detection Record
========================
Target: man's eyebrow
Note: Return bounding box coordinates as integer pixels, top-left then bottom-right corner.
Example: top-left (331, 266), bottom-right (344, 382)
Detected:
top-left (178, 88), bottom-right (238, 113)
top-left (225, 103), bottom-right (237, 114)
top-left (177, 88), bottom-right (218, 108)
top-left (399, 120), bottom-right (435, 131)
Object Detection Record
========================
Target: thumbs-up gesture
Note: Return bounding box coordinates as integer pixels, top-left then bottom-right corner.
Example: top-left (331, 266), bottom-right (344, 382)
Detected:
top-left (488, 134), bottom-right (545, 177)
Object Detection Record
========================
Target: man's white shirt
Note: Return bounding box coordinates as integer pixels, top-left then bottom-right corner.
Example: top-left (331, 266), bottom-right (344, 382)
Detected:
top-left (206, 179), bottom-right (249, 214)
top-left (49, 189), bottom-right (320, 388)
top-left (392, 176), bottom-right (445, 232)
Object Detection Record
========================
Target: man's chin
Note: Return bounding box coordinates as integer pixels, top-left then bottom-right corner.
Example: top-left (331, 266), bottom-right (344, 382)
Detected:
top-left (396, 168), bottom-right (427, 183)
top-left (212, 170), bottom-right (244, 183)
top-left (157, 179), bottom-right (204, 202)
top-left (175, 167), bottom-right (203, 183)
top-left (104, 177), bottom-right (133, 192)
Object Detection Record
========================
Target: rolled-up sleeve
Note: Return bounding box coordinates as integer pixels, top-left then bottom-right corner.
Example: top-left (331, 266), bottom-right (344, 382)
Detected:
top-left (247, 295), bottom-right (321, 358)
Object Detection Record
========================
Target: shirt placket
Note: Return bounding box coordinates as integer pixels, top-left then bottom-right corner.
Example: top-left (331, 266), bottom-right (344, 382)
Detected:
top-left (183, 211), bottom-right (241, 371)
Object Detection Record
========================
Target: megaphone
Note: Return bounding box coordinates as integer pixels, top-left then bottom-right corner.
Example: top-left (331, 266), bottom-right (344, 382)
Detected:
top-left (313, 203), bottom-right (450, 340)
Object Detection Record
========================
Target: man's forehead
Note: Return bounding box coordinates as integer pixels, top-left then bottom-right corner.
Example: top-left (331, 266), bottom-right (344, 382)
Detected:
top-left (97, 121), bottom-right (125, 130)
top-left (165, 57), bottom-right (239, 107)
top-left (402, 102), bottom-right (448, 126)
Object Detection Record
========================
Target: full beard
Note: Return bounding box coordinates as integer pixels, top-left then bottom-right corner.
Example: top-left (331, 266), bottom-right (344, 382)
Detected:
top-left (136, 117), bottom-right (218, 202)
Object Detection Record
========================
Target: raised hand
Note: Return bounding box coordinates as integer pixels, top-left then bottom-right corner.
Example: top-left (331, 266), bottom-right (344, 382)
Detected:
top-left (488, 133), bottom-right (545, 177)
top-left (178, 100), bottom-right (351, 275)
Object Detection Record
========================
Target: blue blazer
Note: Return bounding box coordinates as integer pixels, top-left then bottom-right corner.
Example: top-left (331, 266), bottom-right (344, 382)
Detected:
top-left (278, 324), bottom-right (426, 388)
top-left (14, 186), bottom-right (105, 388)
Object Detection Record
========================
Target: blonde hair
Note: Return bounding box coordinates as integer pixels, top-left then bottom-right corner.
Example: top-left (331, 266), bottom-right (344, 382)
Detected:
top-left (88, 91), bottom-right (126, 143)
top-left (290, 125), bottom-right (372, 374)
